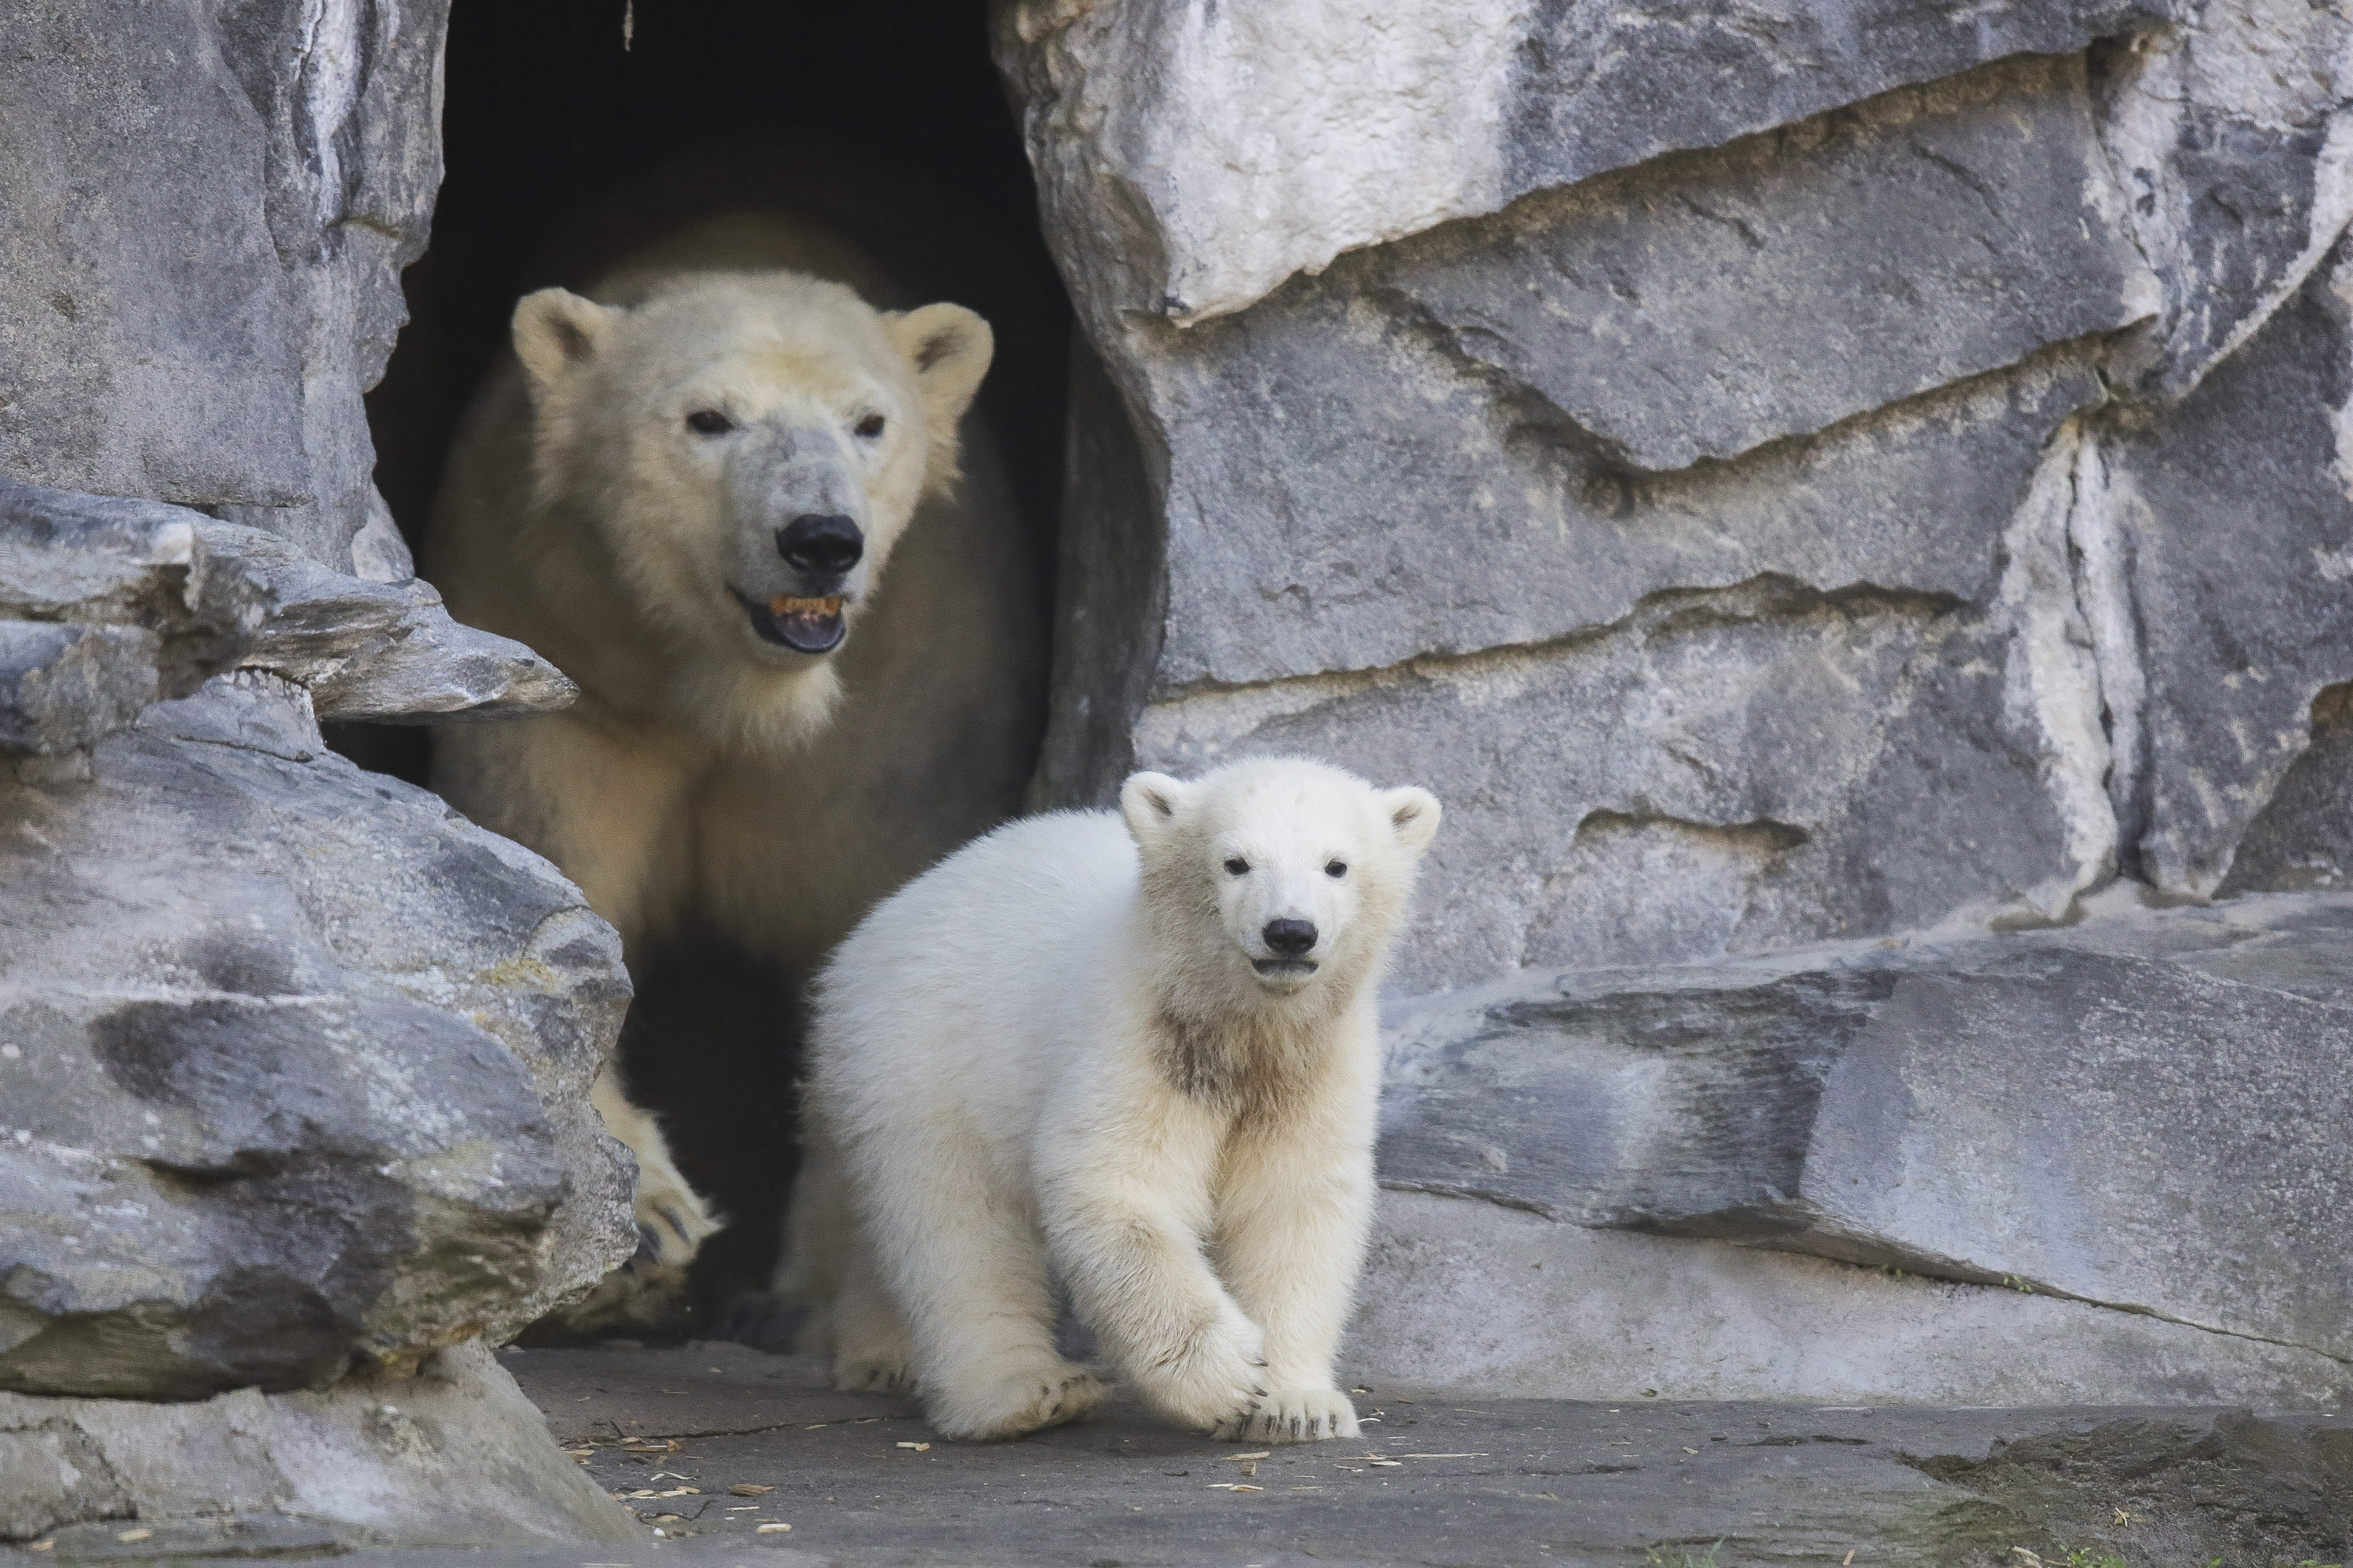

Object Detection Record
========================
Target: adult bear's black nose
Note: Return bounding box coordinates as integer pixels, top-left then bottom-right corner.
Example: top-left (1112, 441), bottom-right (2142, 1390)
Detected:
top-left (777, 513), bottom-right (863, 576)
top-left (1263, 918), bottom-right (1318, 956)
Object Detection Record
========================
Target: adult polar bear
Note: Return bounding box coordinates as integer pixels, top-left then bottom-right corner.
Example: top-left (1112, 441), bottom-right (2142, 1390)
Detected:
top-left (426, 212), bottom-right (1043, 1326)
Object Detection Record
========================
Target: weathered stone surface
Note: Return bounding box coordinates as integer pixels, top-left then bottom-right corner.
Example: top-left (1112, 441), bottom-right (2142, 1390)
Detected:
top-left (1390, 55), bottom-right (2155, 471)
top-left (996, 0), bottom-right (2168, 330)
top-left (1356, 1190), bottom-right (2353, 1405)
top-left (0, 485), bottom-right (627, 1401)
top-left (0, 479), bottom-right (573, 739)
top-left (199, 519), bottom-right (577, 724)
top-left (2219, 685), bottom-right (2353, 895)
top-left (1375, 893), bottom-right (2353, 1366)
top-left (1144, 305), bottom-right (2107, 693)
top-left (1019, 10), bottom-right (2353, 1030)
top-left (1139, 577), bottom-right (2086, 994)
top-left (0, 0), bottom-right (449, 571)
top-left (0, 484), bottom-right (260, 695)
top-left (501, 1343), bottom-right (2353, 1565)
top-left (0, 1342), bottom-right (637, 1549)
top-left (2095, 1), bottom-right (2353, 398)
top-left (1105, 55), bottom-right (2149, 689)
top-left (0, 623), bottom-right (157, 756)
top-left (2093, 250), bottom-right (2353, 896)
top-left (0, 691), bottom-right (637, 1397)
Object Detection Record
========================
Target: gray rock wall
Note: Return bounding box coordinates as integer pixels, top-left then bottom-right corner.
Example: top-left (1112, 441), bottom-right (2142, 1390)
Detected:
top-left (1005, 0), bottom-right (2353, 975)
top-left (0, 0), bottom-right (444, 575)
top-left (0, 0), bottom-right (641, 1542)
top-left (1000, 0), bottom-right (2353, 1397)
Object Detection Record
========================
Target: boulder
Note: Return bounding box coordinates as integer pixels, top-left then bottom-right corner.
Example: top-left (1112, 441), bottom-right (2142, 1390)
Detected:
top-left (0, 1343), bottom-right (637, 1550)
top-left (1374, 892), bottom-right (2353, 1378)
top-left (1355, 1189), bottom-right (2353, 1404)
top-left (0, 482), bottom-right (625, 1401)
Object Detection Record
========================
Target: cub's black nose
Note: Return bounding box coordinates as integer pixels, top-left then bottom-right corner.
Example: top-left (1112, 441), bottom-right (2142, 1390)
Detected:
top-left (1263, 918), bottom-right (1318, 956)
top-left (777, 513), bottom-right (863, 575)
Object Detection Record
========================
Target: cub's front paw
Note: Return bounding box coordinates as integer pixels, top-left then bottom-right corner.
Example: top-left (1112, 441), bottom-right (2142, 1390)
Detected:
top-left (1136, 1314), bottom-right (1267, 1434)
top-left (927, 1359), bottom-right (1105, 1442)
top-left (1216, 1386), bottom-right (1359, 1443)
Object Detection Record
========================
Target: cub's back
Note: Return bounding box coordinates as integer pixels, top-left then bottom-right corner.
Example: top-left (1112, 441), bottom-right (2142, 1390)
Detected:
top-left (813, 811), bottom-right (1140, 1129)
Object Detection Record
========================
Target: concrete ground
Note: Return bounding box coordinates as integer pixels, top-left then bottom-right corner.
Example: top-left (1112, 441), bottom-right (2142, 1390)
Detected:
top-left (324, 1341), bottom-right (2349, 1568)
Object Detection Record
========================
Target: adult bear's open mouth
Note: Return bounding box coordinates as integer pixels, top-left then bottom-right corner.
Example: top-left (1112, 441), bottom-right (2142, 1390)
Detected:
top-left (736, 590), bottom-right (846, 654)
top-left (1252, 958), bottom-right (1318, 978)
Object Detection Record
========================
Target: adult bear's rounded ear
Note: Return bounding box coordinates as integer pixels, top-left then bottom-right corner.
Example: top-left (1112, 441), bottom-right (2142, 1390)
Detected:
top-left (1120, 771), bottom-right (1191, 848)
top-left (1382, 786), bottom-right (1442, 857)
top-left (888, 303), bottom-right (994, 441)
top-left (513, 288), bottom-right (619, 399)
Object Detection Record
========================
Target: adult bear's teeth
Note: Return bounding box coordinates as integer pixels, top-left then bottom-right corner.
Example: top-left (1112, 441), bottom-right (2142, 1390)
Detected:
top-left (769, 595), bottom-right (844, 616)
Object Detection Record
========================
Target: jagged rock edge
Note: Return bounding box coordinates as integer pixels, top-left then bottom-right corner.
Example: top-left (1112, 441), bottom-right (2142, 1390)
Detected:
top-left (1375, 1177), bottom-right (2353, 1365)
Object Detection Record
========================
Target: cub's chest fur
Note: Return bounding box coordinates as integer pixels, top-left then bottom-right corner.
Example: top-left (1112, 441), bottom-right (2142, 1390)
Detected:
top-left (1149, 1004), bottom-right (1335, 1126)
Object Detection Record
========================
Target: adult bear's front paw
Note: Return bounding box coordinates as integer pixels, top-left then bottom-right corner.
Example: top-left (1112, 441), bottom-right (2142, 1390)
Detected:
top-left (1137, 1311), bottom-right (1268, 1434)
top-left (1221, 1386), bottom-right (1359, 1443)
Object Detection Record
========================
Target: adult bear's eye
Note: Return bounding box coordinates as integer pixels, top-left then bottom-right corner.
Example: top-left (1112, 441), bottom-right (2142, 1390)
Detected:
top-left (685, 409), bottom-right (734, 436)
top-left (1325, 860), bottom-right (1348, 878)
top-left (855, 413), bottom-right (886, 439)
top-left (1223, 857), bottom-right (1249, 876)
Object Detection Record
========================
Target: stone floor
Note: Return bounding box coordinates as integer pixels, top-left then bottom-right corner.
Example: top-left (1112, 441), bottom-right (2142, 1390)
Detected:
top-left (306, 1341), bottom-right (2352, 1568)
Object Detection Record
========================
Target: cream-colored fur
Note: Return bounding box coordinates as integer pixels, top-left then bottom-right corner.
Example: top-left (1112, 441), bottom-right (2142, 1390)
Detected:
top-left (426, 213), bottom-right (1040, 1316)
top-left (803, 758), bottom-right (1441, 1442)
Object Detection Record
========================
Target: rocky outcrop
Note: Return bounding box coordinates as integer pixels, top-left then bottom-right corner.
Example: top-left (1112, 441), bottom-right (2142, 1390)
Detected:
top-left (0, 1343), bottom-right (637, 1552)
top-left (0, 0), bottom-right (448, 573)
top-left (1, 479), bottom-right (624, 1401)
top-left (0, 477), bottom-right (632, 1546)
top-left (1375, 894), bottom-right (2353, 1382)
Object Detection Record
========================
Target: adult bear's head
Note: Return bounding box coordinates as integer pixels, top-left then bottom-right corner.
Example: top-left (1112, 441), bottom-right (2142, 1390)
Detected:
top-left (510, 271), bottom-right (992, 740)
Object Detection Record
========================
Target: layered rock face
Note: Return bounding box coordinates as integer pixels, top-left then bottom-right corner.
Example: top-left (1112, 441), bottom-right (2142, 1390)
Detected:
top-left (0, 481), bottom-right (638, 1544)
top-left (0, 0), bottom-right (443, 575)
top-left (1000, 0), bottom-right (2353, 1397)
top-left (0, 0), bottom-right (641, 1548)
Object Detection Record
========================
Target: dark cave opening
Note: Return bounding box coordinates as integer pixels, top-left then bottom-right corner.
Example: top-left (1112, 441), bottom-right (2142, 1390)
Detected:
top-left (356, 0), bottom-right (1073, 1328)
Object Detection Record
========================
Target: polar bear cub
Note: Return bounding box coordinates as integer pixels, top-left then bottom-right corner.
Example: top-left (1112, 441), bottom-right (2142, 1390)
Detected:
top-left (808, 757), bottom-right (1441, 1442)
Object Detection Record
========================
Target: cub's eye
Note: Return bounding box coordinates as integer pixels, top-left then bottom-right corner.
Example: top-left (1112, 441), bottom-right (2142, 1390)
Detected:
top-left (685, 409), bottom-right (735, 436)
top-left (1325, 860), bottom-right (1348, 878)
top-left (854, 413), bottom-right (886, 439)
top-left (1223, 857), bottom-right (1250, 876)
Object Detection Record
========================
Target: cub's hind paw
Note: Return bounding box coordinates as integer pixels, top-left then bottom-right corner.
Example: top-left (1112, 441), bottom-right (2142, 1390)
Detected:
top-left (713, 1293), bottom-right (809, 1355)
top-left (928, 1361), bottom-right (1105, 1441)
top-left (833, 1354), bottom-right (918, 1395)
top-left (1220, 1387), bottom-right (1358, 1444)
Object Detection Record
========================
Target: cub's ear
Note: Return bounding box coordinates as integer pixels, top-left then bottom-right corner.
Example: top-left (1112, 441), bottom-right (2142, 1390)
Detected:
top-left (1120, 771), bottom-right (1191, 848)
top-left (1381, 786), bottom-right (1442, 857)
top-left (887, 303), bottom-right (994, 434)
top-left (513, 288), bottom-right (620, 397)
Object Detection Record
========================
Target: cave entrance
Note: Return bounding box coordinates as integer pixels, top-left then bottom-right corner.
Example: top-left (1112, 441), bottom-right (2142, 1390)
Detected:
top-left (361, 0), bottom-right (1072, 1328)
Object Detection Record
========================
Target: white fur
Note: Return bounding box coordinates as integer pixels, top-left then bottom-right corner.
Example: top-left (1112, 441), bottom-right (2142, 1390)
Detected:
top-left (803, 757), bottom-right (1440, 1442)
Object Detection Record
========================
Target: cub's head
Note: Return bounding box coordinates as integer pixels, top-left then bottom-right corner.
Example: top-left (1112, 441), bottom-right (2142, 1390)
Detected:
top-left (510, 273), bottom-right (991, 733)
top-left (1121, 758), bottom-right (1441, 1006)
